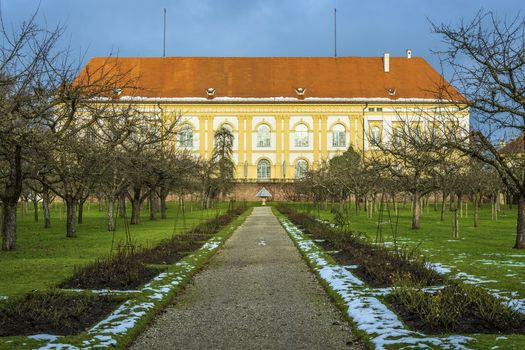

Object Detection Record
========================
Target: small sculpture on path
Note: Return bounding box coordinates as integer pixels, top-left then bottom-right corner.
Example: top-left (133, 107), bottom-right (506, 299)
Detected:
top-left (255, 187), bottom-right (272, 206)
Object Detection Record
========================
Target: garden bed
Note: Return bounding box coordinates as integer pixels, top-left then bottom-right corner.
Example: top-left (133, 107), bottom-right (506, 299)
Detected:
top-left (136, 240), bottom-right (206, 264)
top-left (60, 207), bottom-right (247, 290)
top-left (278, 205), bottom-right (525, 341)
top-left (277, 204), bottom-right (442, 288)
top-left (0, 290), bottom-right (123, 336)
top-left (388, 281), bottom-right (525, 335)
top-left (0, 206), bottom-right (251, 349)
top-left (59, 251), bottom-right (161, 290)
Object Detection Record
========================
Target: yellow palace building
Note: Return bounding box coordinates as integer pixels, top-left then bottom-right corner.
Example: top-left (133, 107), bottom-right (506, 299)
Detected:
top-left (79, 53), bottom-right (467, 185)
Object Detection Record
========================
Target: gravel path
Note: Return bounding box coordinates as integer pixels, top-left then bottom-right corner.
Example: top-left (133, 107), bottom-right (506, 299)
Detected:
top-left (130, 206), bottom-right (363, 350)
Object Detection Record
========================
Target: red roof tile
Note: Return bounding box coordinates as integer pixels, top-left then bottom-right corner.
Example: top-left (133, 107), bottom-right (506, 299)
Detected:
top-left (77, 56), bottom-right (464, 101)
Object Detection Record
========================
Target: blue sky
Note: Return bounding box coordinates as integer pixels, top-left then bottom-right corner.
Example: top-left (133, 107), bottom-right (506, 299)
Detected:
top-left (3, 0), bottom-right (524, 74)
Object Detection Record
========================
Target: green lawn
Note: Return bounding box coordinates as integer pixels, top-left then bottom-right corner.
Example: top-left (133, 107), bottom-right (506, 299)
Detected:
top-left (287, 201), bottom-right (525, 305)
top-left (0, 201), bottom-right (231, 297)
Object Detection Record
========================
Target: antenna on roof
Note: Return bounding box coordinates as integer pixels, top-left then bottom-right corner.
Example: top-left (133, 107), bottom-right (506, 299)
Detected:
top-left (333, 8), bottom-right (337, 57)
top-left (163, 8), bottom-right (167, 57)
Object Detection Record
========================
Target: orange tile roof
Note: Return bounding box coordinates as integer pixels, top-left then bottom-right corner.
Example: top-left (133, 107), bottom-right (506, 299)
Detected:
top-left (77, 56), bottom-right (464, 102)
top-left (500, 135), bottom-right (525, 154)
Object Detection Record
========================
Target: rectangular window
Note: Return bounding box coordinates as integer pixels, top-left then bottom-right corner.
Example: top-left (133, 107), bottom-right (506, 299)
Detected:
top-left (294, 132), bottom-right (309, 147)
top-left (332, 131), bottom-right (346, 147)
top-left (393, 127), bottom-right (403, 146)
top-left (257, 138), bottom-right (271, 147)
top-left (370, 126), bottom-right (381, 146)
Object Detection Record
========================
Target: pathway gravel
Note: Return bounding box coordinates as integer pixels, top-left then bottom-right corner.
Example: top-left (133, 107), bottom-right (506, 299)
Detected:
top-left (130, 206), bottom-right (363, 349)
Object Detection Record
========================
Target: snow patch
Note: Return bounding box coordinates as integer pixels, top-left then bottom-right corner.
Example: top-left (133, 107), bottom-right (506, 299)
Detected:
top-left (28, 335), bottom-right (61, 342)
top-left (427, 262), bottom-right (452, 274)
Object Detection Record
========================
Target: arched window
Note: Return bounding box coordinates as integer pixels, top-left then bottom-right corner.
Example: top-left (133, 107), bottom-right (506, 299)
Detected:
top-left (257, 159), bottom-right (271, 179)
top-left (295, 159), bottom-right (308, 178)
top-left (294, 124), bottom-right (309, 147)
top-left (370, 126), bottom-right (381, 146)
top-left (257, 124), bottom-right (271, 147)
top-left (332, 124), bottom-right (346, 147)
top-left (221, 123), bottom-right (234, 136)
top-left (178, 124), bottom-right (193, 147)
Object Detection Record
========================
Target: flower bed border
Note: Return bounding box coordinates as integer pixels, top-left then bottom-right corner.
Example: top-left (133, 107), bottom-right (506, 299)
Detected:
top-left (0, 208), bottom-right (251, 350)
top-left (275, 210), bottom-right (474, 350)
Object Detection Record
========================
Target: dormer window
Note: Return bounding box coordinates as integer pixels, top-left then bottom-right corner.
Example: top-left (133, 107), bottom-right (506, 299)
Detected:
top-left (206, 87), bottom-right (215, 98)
top-left (295, 87), bottom-right (306, 96)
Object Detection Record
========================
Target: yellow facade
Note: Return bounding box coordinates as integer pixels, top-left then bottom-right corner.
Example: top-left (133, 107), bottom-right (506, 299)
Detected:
top-left (134, 102), bottom-right (468, 181)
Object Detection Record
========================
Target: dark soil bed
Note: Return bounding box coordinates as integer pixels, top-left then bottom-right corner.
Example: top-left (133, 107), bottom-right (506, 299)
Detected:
top-left (59, 253), bottom-right (161, 290)
top-left (173, 233), bottom-right (213, 241)
top-left (279, 205), bottom-right (442, 288)
top-left (329, 250), bottom-right (389, 288)
top-left (0, 291), bottom-right (123, 336)
top-left (136, 240), bottom-right (205, 264)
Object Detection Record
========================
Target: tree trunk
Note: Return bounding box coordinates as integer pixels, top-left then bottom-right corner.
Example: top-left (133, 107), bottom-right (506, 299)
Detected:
top-left (491, 193), bottom-right (495, 220)
top-left (66, 198), bottom-right (78, 238)
top-left (78, 200), bottom-right (84, 225)
top-left (440, 191), bottom-right (447, 222)
top-left (452, 208), bottom-right (459, 239)
top-left (474, 193), bottom-right (479, 228)
top-left (130, 188), bottom-right (141, 225)
top-left (1, 145), bottom-right (23, 251)
top-left (107, 196), bottom-right (116, 231)
top-left (119, 192), bottom-right (126, 218)
top-left (458, 192), bottom-right (463, 218)
top-left (412, 190), bottom-right (421, 230)
top-left (514, 193), bottom-right (525, 249)
top-left (1, 201), bottom-right (17, 251)
top-left (160, 194), bottom-right (168, 219)
top-left (149, 192), bottom-right (157, 221)
top-left (43, 190), bottom-right (51, 229)
top-left (33, 198), bottom-right (39, 223)
top-left (433, 192), bottom-right (438, 211)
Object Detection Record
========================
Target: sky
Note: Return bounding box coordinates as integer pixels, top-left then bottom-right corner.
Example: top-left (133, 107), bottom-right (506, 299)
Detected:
top-left (3, 0), bottom-right (524, 72)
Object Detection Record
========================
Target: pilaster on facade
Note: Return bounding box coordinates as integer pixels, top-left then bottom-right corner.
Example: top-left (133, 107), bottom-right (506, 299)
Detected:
top-left (321, 115), bottom-right (328, 159)
top-left (199, 116), bottom-right (206, 158)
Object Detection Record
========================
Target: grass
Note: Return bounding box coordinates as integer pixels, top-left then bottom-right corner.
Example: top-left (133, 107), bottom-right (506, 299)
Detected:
top-left (0, 201), bottom-right (233, 297)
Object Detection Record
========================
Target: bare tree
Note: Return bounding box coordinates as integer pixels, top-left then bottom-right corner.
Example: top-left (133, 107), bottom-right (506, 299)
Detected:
top-left (0, 13), bottom-right (66, 250)
top-left (372, 119), bottom-right (445, 230)
top-left (433, 11), bottom-right (525, 248)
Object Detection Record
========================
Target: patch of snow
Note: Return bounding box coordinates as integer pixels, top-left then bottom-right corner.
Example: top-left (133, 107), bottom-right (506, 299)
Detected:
top-left (112, 95), bottom-right (452, 104)
top-left (477, 259), bottom-right (525, 267)
top-left (60, 288), bottom-right (141, 294)
top-left (454, 272), bottom-right (498, 284)
top-left (28, 334), bottom-right (61, 342)
top-left (427, 262), bottom-right (452, 274)
top-left (37, 344), bottom-right (78, 350)
top-left (343, 265), bottom-right (359, 269)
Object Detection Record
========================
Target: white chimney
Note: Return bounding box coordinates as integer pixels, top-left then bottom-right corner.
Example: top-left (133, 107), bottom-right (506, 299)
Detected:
top-left (406, 49), bottom-right (412, 59)
top-left (383, 52), bottom-right (390, 73)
